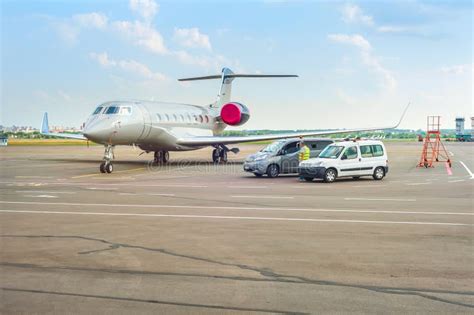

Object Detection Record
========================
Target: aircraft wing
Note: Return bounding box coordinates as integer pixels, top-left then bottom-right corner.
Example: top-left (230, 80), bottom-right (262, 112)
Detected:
top-left (40, 112), bottom-right (87, 140)
top-left (177, 104), bottom-right (409, 146)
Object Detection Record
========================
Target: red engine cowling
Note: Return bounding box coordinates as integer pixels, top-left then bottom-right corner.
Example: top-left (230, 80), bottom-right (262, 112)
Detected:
top-left (220, 102), bottom-right (250, 126)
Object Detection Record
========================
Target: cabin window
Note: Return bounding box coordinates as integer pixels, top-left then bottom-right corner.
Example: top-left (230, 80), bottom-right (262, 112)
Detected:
top-left (179, 114), bottom-right (185, 122)
top-left (92, 106), bottom-right (103, 115)
top-left (156, 114), bottom-right (161, 122)
top-left (164, 114), bottom-right (170, 122)
top-left (204, 115), bottom-right (209, 123)
top-left (172, 114), bottom-right (177, 122)
top-left (187, 114), bottom-right (192, 123)
top-left (198, 115), bottom-right (204, 123)
top-left (105, 106), bottom-right (120, 114)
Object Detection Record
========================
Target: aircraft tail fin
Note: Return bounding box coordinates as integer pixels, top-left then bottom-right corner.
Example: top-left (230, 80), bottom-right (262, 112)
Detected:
top-left (178, 67), bottom-right (298, 107)
top-left (41, 112), bottom-right (49, 133)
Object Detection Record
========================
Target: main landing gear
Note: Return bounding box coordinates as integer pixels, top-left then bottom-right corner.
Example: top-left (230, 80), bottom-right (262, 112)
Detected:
top-left (212, 145), bottom-right (239, 164)
top-left (154, 150), bottom-right (169, 164)
top-left (99, 145), bottom-right (115, 173)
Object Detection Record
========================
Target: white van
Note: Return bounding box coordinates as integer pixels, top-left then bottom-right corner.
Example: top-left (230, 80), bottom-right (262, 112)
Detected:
top-left (298, 140), bottom-right (388, 183)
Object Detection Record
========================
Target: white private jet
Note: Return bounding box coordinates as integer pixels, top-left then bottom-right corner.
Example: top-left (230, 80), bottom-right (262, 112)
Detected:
top-left (41, 67), bottom-right (409, 173)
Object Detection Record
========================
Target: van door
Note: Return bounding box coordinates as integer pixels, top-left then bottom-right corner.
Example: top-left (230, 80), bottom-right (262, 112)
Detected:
top-left (279, 141), bottom-right (300, 173)
top-left (338, 145), bottom-right (361, 177)
top-left (359, 144), bottom-right (375, 175)
top-left (360, 144), bottom-right (385, 175)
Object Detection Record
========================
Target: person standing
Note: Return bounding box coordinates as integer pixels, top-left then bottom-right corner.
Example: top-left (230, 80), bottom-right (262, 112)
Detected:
top-left (298, 138), bottom-right (310, 181)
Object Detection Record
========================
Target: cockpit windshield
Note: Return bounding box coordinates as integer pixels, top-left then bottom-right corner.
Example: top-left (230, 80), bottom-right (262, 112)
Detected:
top-left (261, 140), bottom-right (285, 153)
top-left (104, 106), bottom-right (132, 115)
top-left (92, 107), bottom-right (103, 115)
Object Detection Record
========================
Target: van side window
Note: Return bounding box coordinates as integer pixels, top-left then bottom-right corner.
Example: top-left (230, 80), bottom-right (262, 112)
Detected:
top-left (283, 142), bottom-right (299, 154)
top-left (343, 146), bottom-right (358, 159)
top-left (360, 145), bottom-right (373, 158)
top-left (372, 145), bottom-right (384, 157)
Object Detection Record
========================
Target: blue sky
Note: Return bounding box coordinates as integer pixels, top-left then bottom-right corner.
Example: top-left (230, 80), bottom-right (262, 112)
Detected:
top-left (1, 0), bottom-right (472, 130)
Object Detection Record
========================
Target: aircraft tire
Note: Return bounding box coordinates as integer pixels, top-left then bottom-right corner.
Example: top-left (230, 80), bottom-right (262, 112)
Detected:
top-left (105, 163), bottom-right (113, 174)
top-left (212, 149), bottom-right (219, 163)
top-left (162, 151), bottom-right (169, 163)
top-left (99, 162), bottom-right (106, 173)
top-left (220, 150), bottom-right (228, 163)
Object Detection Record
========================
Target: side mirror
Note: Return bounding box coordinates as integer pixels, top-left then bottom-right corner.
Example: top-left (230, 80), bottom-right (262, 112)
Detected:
top-left (341, 155), bottom-right (347, 160)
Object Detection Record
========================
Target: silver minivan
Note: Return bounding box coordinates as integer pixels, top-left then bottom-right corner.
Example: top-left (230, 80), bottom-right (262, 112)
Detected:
top-left (243, 138), bottom-right (334, 177)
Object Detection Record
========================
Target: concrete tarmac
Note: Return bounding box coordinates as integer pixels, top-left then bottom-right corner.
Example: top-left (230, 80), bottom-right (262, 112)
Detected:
top-left (0, 142), bottom-right (473, 314)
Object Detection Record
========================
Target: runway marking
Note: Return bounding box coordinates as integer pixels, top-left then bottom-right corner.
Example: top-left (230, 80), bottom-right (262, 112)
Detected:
top-left (71, 167), bottom-right (146, 179)
top-left (459, 161), bottom-right (474, 179)
top-left (23, 195), bottom-right (58, 199)
top-left (231, 195), bottom-right (294, 199)
top-left (1, 201), bottom-right (472, 216)
top-left (147, 193), bottom-right (175, 197)
top-left (352, 185), bottom-right (386, 188)
top-left (118, 193), bottom-right (137, 196)
top-left (0, 209), bottom-right (470, 226)
top-left (16, 190), bottom-right (76, 194)
top-left (15, 176), bottom-right (54, 179)
top-left (448, 180), bottom-right (466, 183)
top-left (405, 182), bottom-right (430, 186)
top-left (87, 187), bottom-right (118, 191)
top-left (227, 186), bottom-right (268, 189)
top-left (344, 198), bottom-right (416, 202)
top-left (449, 151), bottom-right (454, 156)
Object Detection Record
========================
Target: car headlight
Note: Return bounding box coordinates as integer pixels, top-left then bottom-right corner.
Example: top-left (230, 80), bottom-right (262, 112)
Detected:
top-left (254, 156), bottom-right (267, 161)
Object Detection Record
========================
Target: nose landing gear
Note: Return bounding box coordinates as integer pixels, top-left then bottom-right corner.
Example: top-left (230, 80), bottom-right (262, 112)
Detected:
top-left (100, 145), bottom-right (115, 173)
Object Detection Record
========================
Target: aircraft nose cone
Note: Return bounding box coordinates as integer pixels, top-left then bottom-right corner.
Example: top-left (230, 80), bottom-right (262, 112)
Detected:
top-left (83, 124), bottom-right (108, 141)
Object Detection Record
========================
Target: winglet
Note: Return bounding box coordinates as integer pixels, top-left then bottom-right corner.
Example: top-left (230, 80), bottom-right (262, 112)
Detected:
top-left (41, 112), bottom-right (49, 134)
top-left (393, 102), bottom-right (410, 128)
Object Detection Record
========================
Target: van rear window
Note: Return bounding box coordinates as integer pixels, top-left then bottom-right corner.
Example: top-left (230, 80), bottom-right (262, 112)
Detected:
top-left (361, 145), bottom-right (384, 157)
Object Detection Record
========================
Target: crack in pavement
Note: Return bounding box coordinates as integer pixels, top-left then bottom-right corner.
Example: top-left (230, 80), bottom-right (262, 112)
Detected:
top-left (2, 287), bottom-right (303, 314)
top-left (1, 234), bottom-right (473, 309)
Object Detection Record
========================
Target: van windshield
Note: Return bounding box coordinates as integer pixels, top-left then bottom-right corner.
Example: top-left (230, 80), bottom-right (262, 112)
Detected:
top-left (319, 145), bottom-right (344, 159)
top-left (261, 141), bottom-right (285, 153)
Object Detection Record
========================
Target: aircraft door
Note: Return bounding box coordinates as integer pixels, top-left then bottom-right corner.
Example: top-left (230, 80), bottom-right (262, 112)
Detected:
top-left (136, 104), bottom-right (152, 141)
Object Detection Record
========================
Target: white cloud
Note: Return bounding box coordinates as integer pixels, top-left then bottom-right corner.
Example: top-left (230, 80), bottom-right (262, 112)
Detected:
top-left (129, 0), bottom-right (159, 22)
top-left (377, 25), bottom-right (409, 33)
top-left (341, 3), bottom-right (374, 26)
top-left (440, 64), bottom-right (473, 75)
top-left (174, 28), bottom-right (212, 50)
top-left (89, 52), bottom-right (116, 67)
top-left (328, 33), bottom-right (396, 91)
top-left (328, 34), bottom-right (371, 51)
top-left (72, 12), bottom-right (108, 29)
top-left (113, 20), bottom-right (167, 54)
top-left (341, 3), bottom-right (416, 35)
top-left (89, 52), bottom-right (167, 81)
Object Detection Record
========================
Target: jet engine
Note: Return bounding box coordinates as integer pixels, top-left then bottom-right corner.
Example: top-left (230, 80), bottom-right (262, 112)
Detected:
top-left (220, 102), bottom-right (250, 126)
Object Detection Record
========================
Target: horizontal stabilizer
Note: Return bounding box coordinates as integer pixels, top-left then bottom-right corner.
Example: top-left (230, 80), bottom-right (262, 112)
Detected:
top-left (178, 67), bottom-right (298, 81)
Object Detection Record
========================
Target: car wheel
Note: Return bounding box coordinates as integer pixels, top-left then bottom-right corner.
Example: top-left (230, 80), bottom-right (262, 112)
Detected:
top-left (324, 168), bottom-right (337, 183)
top-left (266, 164), bottom-right (280, 178)
top-left (304, 177), bottom-right (314, 182)
top-left (373, 167), bottom-right (385, 180)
